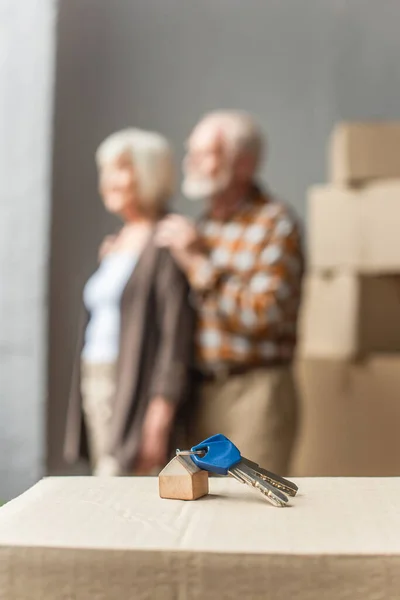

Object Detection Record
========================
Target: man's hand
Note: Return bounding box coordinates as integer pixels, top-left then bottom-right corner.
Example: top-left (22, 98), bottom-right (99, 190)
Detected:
top-left (155, 214), bottom-right (199, 250)
top-left (134, 396), bottom-right (176, 475)
top-left (155, 215), bottom-right (206, 274)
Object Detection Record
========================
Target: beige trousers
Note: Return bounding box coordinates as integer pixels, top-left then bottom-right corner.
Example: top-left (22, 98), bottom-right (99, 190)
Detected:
top-left (80, 361), bottom-right (119, 475)
top-left (190, 366), bottom-right (298, 475)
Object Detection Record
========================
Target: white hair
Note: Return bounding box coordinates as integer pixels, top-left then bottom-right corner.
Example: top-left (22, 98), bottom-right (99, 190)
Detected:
top-left (95, 128), bottom-right (175, 212)
top-left (199, 110), bottom-right (264, 165)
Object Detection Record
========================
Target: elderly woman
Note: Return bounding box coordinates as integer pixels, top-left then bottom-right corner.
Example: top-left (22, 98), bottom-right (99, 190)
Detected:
top-left (64, 128), bottom-right (194, 476)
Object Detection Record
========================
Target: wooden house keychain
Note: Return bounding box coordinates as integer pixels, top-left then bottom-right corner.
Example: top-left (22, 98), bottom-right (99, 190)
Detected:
top-left (159, 452), bottom-right (209, 501)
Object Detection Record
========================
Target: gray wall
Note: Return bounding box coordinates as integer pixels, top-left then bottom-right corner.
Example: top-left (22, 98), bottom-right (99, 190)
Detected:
top-left (49, 0), bottom-right (400, 472)
top-left (0, 0), bottom-right (56, 500)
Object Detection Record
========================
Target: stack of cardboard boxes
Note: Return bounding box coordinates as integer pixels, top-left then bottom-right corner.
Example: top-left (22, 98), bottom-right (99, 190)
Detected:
top-left (292, 122), bottom-right (400, 476)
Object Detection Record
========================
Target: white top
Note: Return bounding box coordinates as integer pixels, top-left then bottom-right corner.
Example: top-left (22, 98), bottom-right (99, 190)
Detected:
top-left (82, 252), bottom-right (138, 363)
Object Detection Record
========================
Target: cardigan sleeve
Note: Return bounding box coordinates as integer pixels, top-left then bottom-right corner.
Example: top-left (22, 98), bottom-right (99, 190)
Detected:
top-left (149, 250), bottom-right (195, 405)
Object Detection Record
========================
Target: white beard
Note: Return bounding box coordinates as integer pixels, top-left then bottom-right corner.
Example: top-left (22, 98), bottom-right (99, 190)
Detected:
top-left (182, 170), bottom-right (231, 201)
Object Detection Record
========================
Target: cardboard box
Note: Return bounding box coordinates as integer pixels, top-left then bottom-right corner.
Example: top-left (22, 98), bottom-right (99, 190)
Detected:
top-left (308, 182), bottom-right (400, 272)
top-left (363, 181), bottom-right (400, 271)
top-left (2, 477), bottom-right (400, 599)
top-left (308, 185), bottom-right (361, 271)
top-left (298, 273), bottom-right (400, 358)
top-left (330, 122), bottom-right (400, 184)
top-left (291, 357), bottom-right (400, 476)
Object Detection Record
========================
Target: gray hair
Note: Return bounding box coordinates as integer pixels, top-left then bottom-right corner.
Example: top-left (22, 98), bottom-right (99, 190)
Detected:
top-left (95, 128), bottom-right (175, 212)
top-left (200, 110), bottom-right (264, 165)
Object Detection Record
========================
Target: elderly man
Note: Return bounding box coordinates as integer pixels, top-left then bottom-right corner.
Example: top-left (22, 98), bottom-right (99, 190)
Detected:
top-left (156, 111), bottom-right (303, 474)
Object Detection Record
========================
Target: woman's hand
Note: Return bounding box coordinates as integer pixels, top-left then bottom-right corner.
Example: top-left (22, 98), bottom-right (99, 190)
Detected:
top-left (134, 396), bottom-right (176, 475)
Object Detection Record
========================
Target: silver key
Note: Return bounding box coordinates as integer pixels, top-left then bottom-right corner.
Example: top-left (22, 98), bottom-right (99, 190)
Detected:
top-left (240, 457), bottom-right (298, 497)
top-left (228, 461), bottom-right (289, 507)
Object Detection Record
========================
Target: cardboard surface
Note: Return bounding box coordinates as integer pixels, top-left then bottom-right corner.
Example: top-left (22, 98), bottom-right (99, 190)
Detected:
top-left (292, 357), bottom-right (400, 477)
top-left (308, 182), bottom-right (400, 272)
top-left (329, 122), bottom-right (400, 184)
top-left (298, 273), bottom-right (400, 358)
top-left (2, 477), bottom-right (400, 599)
top-left (2, 475), bottom-right (400, 553)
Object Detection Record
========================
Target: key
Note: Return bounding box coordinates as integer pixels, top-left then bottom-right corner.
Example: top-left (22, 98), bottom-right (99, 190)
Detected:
top-left (179, 434), bottom-right (298, 507)
top-left (188, 434), bottom-right (289, 507)
top-left (240, 457), bottom-right (298, 497)
top-left (229, 461), bottom-right (289, 507)
top-left (191, 434), bottom-right (298, 497)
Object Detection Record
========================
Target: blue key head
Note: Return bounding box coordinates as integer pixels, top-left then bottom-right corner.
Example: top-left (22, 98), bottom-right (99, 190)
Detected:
top-left (190, 434), bottom-right (241, 475)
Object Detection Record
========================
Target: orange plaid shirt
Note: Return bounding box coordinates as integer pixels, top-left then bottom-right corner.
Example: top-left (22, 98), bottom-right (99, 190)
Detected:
top-left (187, 185), bottom-right (304, 370)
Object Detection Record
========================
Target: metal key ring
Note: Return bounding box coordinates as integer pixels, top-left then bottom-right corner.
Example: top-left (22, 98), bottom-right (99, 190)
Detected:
top-left (176, 449), bottom-right (205, 456)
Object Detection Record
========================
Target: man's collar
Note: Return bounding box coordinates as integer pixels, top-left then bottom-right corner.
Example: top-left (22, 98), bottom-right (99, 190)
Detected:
top-left (250, 181), bottom-right (270, 203)
top-left (197, 181), bottom-right (269, 224)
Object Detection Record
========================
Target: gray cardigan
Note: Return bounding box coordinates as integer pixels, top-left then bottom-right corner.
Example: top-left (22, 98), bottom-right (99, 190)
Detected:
top-left (63, 236), bottom-right (195, 472)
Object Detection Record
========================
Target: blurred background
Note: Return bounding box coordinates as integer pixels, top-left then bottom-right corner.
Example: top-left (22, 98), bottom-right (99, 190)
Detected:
top-left (2, 0), bottom-right (400, 501)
